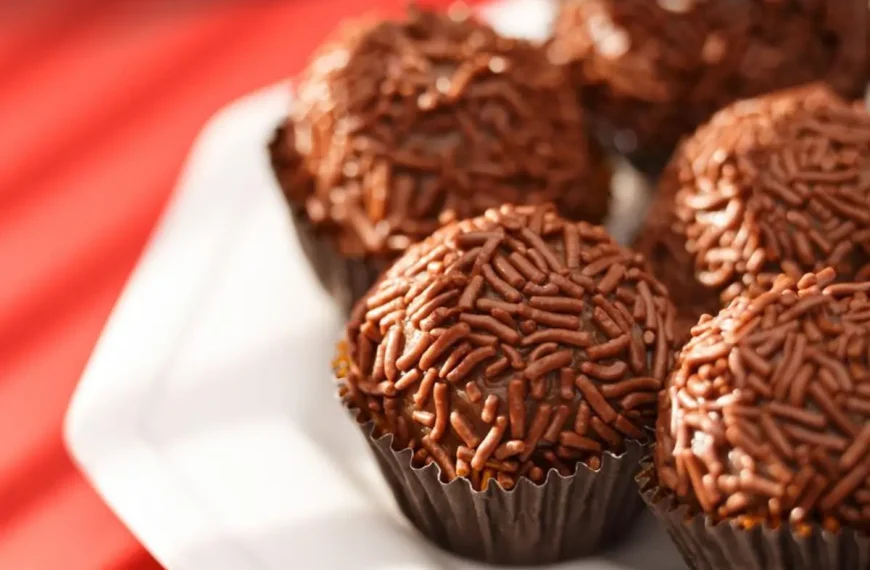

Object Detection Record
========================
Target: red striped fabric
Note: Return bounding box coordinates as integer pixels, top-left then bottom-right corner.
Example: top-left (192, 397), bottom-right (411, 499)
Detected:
top-left (0, 1), bottom-right (470, 568)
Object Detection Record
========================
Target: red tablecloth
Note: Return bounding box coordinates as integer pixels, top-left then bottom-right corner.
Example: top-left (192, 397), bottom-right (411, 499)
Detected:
top-left (0, 1), bottom-right (468, 568)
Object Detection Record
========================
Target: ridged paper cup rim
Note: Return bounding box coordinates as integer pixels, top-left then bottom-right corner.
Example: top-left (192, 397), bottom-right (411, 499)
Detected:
top-left (343, 395), bottom-right (651, 565)
top-left (636, 457), bottom-right (870, 570)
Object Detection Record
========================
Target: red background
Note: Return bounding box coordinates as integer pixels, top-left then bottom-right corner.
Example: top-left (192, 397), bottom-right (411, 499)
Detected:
top-left (0, 0), bottom-right (472, 568)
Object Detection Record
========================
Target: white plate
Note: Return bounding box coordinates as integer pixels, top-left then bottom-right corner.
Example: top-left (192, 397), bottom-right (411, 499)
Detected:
top-left (64, 1), bottom-right (680, 568)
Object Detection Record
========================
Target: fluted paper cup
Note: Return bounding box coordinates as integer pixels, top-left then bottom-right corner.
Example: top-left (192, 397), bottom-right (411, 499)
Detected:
top-left (347, 402), bottom-right (650, 566)
top-left (637, 461), bottom-right (870, 570)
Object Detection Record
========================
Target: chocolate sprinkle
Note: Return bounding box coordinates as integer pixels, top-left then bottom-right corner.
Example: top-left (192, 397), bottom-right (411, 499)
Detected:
top-left (340, 204), bottom-right (676, 489)
top-left (656, 269), bottom-right (870, 529)
top-left (547, 0), bottom-right (868, 171)
top-left (636, 85), bottom-right (870, 339)
top-left (273, 7), bottom-right (611, 267)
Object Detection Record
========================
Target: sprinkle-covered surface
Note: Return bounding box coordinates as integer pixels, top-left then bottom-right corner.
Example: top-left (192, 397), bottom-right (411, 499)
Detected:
top-left (273, 7), bottom-right (610, 264)
top-left (655, 268), bottom-right (870, 531)
top-left (547, 0), bottom-right (868, 169)
top-left (338, 204), bottom-right (677, 491)
top-left (636, 85), bottom-right (870, 337)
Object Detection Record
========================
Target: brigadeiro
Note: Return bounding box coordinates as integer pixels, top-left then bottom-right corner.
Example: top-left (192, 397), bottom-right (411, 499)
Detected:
top-left (335, 204), bottom-right (677, 564)
top-left (547, 0), bottom-right (868, 174)
top-left (641, 268), bottom-right (870, 570)
top-left (634, 84), bottom-right (870, 341)
top-left (270, 7), bottom-right (611, 312)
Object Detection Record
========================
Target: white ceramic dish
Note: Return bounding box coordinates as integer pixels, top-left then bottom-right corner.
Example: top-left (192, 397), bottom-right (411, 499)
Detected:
top-left (65, 1), bottom-right (681, 568)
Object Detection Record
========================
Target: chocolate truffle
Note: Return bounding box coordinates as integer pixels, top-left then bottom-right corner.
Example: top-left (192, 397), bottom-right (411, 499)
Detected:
top-left (547, 0), bottom-right (868, 173)
top-left (338, 204), bottom-right (677, 563)
top-left (343, 203), bottom-right (676, 481)
top-left (635, 85), bottom-right (870, 340)
top-left (271, 7), bottom-right (611, 308)
top-left (649, 269), bottom-right (870, 569)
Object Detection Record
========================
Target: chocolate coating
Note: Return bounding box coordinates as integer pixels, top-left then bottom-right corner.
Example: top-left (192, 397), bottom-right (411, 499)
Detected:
top-left (274, 7), bottom-right (610, 264)
top-left (655, 269), bottom-right (870, 530)
top-left (548, 0), bottom-right (867, 170)
top-left (635, 85), bottom-right (870, 339)
top-left (339, 204), bottom-right (677, 490)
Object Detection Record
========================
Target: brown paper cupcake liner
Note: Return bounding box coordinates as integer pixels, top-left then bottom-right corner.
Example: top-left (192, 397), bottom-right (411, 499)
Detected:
top-left (269, 124), bottom-right (383, 313)
top-left (287, 203), bottom-right (383, 314)
top-left (637, 461), bottom-right (870, 570)
top-left (349, 406), bottom-right (649, 566)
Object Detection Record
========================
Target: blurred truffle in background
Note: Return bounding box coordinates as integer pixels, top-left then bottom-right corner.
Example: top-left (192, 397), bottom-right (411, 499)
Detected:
top-left (548, 0), bottom-right (868, 175)
top-left (634, 84), bottom-right (870, 340)
top-left (271, 6), bottom-right (611, 310)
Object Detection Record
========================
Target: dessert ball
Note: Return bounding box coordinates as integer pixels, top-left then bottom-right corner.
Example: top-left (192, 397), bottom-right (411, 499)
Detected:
top-left (656, 268), bottom-right (870, 531)
top-left (635, 85), bottom-right (870, 338)
top-left (337, 204), bottom-right (677, 563)
top-left (342, 204), bottom-right (677, 486)
top-left (271, 7), bottom-right (611, 308)
top-left (548, 0), bottom-right (868, 173)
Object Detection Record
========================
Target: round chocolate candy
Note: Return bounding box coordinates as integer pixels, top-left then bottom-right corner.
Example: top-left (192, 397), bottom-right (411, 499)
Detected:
top-left (655, 268), bottom-right (870, 529)
top-left (547, 0), bottom-right (867, 173)
top-left (272, 7), bottom-right (610, 264)
top-left (635, 84), bottom-right (870, 339)
top-left (340, 204), bottom-right (676, 489)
